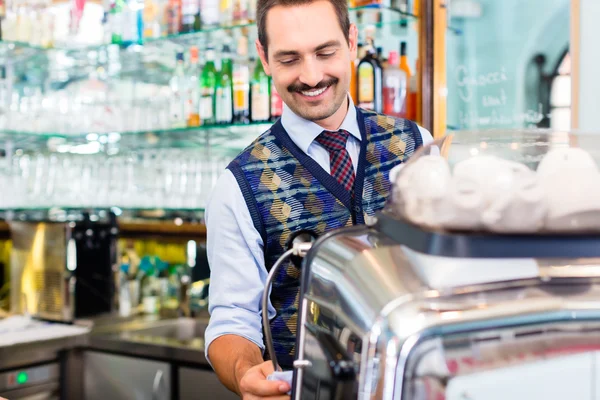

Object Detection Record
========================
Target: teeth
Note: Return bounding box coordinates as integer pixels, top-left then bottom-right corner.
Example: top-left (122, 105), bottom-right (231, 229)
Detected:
top-left (301, 86), bottom-right (327, 97)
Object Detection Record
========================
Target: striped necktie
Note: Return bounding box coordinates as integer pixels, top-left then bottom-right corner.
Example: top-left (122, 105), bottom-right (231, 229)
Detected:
top-left (315, 129), bottom-right (355, 192)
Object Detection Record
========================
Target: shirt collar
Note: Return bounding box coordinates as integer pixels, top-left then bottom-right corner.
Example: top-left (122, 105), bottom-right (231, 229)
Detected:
top-left (280, 94), bottom-right (362, 154)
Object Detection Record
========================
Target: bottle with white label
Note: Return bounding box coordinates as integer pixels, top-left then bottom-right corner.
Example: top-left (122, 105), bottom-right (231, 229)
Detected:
top-left (233, 36), bottom-right (250, 123)
top-left (382, 51), bottom-right (407, 117)
top-left (169, 52), bottom-right (187, 128)
top-left (201, 0), bottom-right (220, 27)
top-left (357, 42), bottom-right (383, 112)
top-left (200, 47), bottom-right (217, 125)
top-left (251, 58), bottom-right (270, 123)
top-left (215, 45), bottom-right (234, 124)
top-left (270, 78), bottom-right (283, 122)
top-left (186, 46), bottom-right (201, 127)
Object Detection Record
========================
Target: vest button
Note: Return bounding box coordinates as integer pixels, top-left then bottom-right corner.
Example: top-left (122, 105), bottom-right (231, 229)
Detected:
top-left (354, 206), bottom-right (361, 213)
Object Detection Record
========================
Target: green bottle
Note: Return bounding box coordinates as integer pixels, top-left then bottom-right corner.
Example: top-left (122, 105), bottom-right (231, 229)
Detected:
top-left (200, 48), bottom-right (218, 125)
top-left (215, 46), bottom-right (234, 125)
top-left (110, 0), bottom-right (126, 45)
top-left (251, 58), bottom-right (270, 123)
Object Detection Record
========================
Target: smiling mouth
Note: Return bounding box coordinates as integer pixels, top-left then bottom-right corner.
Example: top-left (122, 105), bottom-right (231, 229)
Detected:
top-left (295, 84), bottom-right (333, 100)
top-left (301, 86), bottom-right (328, 97)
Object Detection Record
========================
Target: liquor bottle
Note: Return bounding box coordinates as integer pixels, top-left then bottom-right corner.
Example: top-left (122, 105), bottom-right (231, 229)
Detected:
top-left (399, 42), bottom-right (412, 81)
top-left (232, 0), bottom-right (248, 24)
top-left (0, 0), bottom-right (4, 41)
top-left (407, 59), bottom-right (418, 121)
top-left (180, 0), bottom-right (198, 32)
top-left (393, 0), bottom-right (408, 27)
top-left (122, 0), bottom-right (143, 46)
top-left (349, 58), bottom-right (357, 105)
top-left (382, 50), bottom-right (406, 117)
top-left (270, 78), bottom-right (283, 122)
top-left (200, 47), bottom-right (218, 125)
top-left (143, 0), bottom-right (160, 38)
top-left (232, 36), bottom-right (250, 123)
top-left (215, 45), bottom-right (234, 125)
top-left (166, 0), bottom-right (181, 34)
top-left (398, 42), bottom-right (413, 119)
top-left (248, 0), bottom-right (256, 22)
top-left (251, 58), bottom-right (270, 123)
top-left (169, 52), bottom-right (187, 128)
top-left (357, 43), bottom-right (382, 112)
top-left (110, 0), bottom-right (126, 44)
top-left (186, 46), bottom-right (201, 127)
top-left (201, 0), bottom-right (220, 27)
top-left (219, 0), bottom-right (233, 26)
top-left (192, 7), bottom-right (201, 31)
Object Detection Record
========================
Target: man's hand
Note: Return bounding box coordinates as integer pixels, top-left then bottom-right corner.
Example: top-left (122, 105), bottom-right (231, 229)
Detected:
top-left (238, 360), bottom-right (291, 400)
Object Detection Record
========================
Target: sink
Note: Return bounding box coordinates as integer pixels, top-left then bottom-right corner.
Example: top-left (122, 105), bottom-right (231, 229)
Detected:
top-left (115, 318), bottom-right (209, 349)
top-left (126, 318), bottom-right (208, 339)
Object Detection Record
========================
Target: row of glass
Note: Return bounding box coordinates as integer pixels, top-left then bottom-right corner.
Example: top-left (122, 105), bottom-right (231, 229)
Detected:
top-left (0, 145), bottom-right (229, 211)
top-left (0, 123), bottom-right (266, 213)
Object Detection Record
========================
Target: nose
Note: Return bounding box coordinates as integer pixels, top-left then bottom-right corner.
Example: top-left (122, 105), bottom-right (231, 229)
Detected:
top-left (298, 58), bottom-right (324, 88)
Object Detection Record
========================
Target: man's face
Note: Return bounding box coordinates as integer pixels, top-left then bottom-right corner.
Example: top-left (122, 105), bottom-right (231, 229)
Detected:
top-left (257, 1), bottom-right (358, 123)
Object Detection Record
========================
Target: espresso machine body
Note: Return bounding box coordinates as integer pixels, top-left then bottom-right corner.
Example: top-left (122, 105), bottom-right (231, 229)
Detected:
top-left (292, 217), bottom-right (600, 400)
top-left (10, 214), bottom-right (118, 322)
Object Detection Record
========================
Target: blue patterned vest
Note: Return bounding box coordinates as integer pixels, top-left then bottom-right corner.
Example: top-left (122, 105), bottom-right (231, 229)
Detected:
top-left (228, 108), bottom-right (423, 368)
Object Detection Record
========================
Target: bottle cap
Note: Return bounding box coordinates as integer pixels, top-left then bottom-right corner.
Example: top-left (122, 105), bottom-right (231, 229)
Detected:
top-left (176, 52), bottom-right (184, 61)
top-left (206, 47), bottom-right (216, 60)
top-left (189, 46), bottom-right (199, 62)
top-left (388, 51), bottom-right (399, 66)
top-left (400, 41), bottom-right (407, 56)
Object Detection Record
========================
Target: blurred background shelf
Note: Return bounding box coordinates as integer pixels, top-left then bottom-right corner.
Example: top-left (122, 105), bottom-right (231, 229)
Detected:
top-left (0, 5), bottom-right (417, 55)
top-left (0, 0), bottom-right (423, 223)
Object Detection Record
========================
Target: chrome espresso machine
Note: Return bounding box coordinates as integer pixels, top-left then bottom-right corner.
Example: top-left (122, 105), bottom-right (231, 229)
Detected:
top-left (267, 130), bottom-right (600, 400)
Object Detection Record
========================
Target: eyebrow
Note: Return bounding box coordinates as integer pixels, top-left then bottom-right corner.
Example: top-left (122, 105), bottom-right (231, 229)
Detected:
top-left (273, 40), bottom-right (342, 59)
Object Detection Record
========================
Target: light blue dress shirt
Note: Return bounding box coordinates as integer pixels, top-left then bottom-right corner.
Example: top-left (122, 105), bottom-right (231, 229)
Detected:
top-left (204, 97), bottom-right (433, 363)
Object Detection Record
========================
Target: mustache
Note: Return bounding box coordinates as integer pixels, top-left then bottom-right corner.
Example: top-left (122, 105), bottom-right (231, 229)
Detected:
top-left (287, 78), bottom-right (338, 93)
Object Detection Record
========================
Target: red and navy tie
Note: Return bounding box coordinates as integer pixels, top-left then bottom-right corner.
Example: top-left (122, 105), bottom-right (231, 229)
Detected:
top-left (315, 129), bottom-right (355, 192)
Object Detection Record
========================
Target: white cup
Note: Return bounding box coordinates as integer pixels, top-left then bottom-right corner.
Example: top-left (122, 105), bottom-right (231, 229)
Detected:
top-left (538, 148), bottom-right (600, 232)
top-left (394, 155), bottom-right (452, 228)
top-left (451, 156), bottom-right (545, 232)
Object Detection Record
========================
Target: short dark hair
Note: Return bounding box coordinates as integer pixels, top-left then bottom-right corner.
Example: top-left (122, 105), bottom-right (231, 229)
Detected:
top-left (257, 0), bottom-right (351, 57)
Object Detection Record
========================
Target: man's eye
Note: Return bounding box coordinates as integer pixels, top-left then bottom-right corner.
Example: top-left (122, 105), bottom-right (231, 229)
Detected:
top-left (318, 52), bottom-right (336, 58)
top-left (280, 59), bottom-right (297, 65)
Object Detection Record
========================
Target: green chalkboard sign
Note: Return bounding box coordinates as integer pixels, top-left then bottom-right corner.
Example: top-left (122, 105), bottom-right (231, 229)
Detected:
top-left (445, 0), bottom-right (571, 132)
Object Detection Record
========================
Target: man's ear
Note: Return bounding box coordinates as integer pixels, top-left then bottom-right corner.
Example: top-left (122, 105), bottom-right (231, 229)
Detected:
top-left (348, 24), bottom-right (358, 60)
top-left (256, 39), bottom-right (271, 76)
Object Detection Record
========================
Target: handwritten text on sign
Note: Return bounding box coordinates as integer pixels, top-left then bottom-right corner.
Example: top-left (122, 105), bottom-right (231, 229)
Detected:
top-left (455, 65), bottom-right (548, 128)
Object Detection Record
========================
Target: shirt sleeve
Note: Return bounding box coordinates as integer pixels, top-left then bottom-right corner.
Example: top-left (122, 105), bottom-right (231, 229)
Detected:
top-left (204, 169), bottom-right (276, 365)
top-left (417, 125), bottom-right (434, 146)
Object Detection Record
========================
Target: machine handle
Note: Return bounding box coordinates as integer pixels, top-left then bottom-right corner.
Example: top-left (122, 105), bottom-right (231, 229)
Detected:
top-left (263, 235), bottom-right (315, 372)
top-left (152, 369), bottom-right (165, 400)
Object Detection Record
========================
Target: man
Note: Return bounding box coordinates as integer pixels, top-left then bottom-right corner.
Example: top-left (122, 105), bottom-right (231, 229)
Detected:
top-left (205, 0), bottom-right (433, 397)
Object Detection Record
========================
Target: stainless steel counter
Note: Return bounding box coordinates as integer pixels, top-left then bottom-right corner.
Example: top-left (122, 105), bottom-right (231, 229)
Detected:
top-left (0, 312), bottom-right (212, 371)
top-left (0, 333), bottom-right (88, 371)
top-left (87, 315), bottom-right (211, 365)
top-left (0, 312), bottom-right (237, 400)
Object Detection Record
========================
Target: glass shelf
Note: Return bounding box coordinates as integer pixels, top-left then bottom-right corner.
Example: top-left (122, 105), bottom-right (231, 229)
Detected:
top-left (0, 122), bottom-right (270, 152)
top-left (0, 208), bottom-right (206, 223)
top-left (0, 5), bottom-right (416, 55)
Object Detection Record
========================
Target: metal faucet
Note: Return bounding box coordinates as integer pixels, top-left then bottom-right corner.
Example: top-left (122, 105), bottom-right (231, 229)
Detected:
top-left (178, 275), bottom-right (191, 318)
